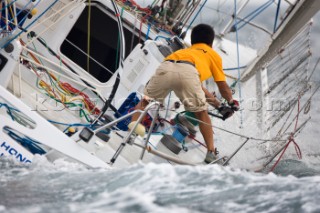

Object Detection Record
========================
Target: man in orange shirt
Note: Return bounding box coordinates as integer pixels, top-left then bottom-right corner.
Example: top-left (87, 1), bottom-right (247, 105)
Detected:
top-left (132, 24), bottom-right (239, 163)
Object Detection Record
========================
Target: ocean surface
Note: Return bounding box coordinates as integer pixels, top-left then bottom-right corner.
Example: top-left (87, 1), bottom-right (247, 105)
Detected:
top-left (1, 156), bottom-right (320, 213)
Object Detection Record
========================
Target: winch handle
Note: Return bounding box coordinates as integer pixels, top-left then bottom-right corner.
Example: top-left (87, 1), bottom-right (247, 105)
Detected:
top-left (208, 111), bottom-right (226, 121)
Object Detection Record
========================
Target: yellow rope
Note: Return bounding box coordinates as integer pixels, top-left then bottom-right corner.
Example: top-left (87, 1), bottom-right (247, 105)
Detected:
top-left (8, 1), bottom-right (15, 23)
top-left (225, 73), bottom-right (238, 80)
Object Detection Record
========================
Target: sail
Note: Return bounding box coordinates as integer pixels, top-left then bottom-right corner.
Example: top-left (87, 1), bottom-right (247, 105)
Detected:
top-left (242, 0), bottom-right (320, 81)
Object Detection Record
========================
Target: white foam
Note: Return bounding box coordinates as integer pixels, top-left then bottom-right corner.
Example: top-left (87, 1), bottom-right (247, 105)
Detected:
top-left (0, 205), bottom-right (6, 212)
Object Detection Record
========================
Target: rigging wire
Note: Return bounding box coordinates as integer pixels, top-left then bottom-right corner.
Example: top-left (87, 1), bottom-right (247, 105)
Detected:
top-left (184, 0), bottom-right (208, 33)
top-left (1, 0), bottom-right (60, 49)
top-left (64, 38), bottom-right (114, 76)
top-left (273, 0), bottom-right (282, 32)
top-left (233, 0), bottom-right (243, 128)
top-left (233, 0), bottom-right (274, 32)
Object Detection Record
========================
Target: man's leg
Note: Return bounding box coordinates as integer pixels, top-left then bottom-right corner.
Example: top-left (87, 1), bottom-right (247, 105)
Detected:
top-left (193, 110), bottom-right (214, 152)
top-left (131, 98), bottom-right (150, 122)
top-left (131, 62), bottom-right (172, 123)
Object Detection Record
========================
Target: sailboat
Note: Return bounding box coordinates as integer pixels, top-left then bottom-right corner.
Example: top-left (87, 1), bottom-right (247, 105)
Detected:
top-left (0, 0), bottom-right (319, 171)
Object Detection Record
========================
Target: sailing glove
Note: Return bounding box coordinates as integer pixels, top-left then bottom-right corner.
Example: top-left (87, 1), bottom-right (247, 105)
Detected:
top-left (218, 103), bottom-right (234, 120)
top-left (228, 99), bottom-right (240, 111)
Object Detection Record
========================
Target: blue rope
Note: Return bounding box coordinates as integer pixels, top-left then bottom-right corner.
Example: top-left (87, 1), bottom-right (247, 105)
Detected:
top-left (0, 102), bottom-right (20, 121)
top-left (17, 0), bottom-right (42, 27)
top-left (236, 0), bottom-right (274, 25)
top-left (234, 0), bottom-right (243, 128)
top-left (223, 65), bottom-right (247, 71)
top-left (157, 28), bottom-right (174, 35)
top-left (146, 23), bottom-right (151, 40)
top-left (1, 0), bottom-right (39, 33)
top-left (47, 119), bottom-right (93, 133)
top-left (0, 0), bottom-right (19, 12)
top-left (185, 0), bottom-right (208, 33)
top-left (0, 1), bottom-right (14, 33)
top-left (47, 119), bottom-right (92, 128)
top-left (273, 0), bottom-right (282, 33)
top-left (4, 126), bottom-right (46, 155)
top-left (51, 120), bottom-right (91, 134)
top-left (47, 119), bottom-right (112, 134)
top-left (1, 0), bottom-right (59, 49)
top-left (234, 0), bottom-right (274, 31)
top-left (155, 35), bottom-right (170, 41)
top-left (153, 125), bottom-right (173, 136)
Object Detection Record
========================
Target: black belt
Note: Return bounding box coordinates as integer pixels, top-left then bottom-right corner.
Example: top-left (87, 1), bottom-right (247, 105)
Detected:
top-left (165, 60), bottom-right (195, 67)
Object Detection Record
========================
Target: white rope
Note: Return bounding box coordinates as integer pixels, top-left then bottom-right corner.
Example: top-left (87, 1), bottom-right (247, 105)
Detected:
top-left (20, 54), bottom-right (100, 92)
top-left (64, 38), bottom-right (114, 76)
top-left (176, 111), bottom-right (286, 142)
top-left (24, 0), bottom-right (85, 47)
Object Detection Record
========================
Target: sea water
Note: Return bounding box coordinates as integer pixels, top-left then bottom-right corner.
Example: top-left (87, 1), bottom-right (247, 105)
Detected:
top-left (1, 156), bottom-right (320, 213)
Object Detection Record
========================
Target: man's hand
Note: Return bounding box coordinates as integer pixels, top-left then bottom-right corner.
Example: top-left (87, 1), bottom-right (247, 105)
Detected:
top-left (218, 104), bottom-right (234, 120)
top-left (228, 99), bottom-right (240, 111)
top-left (202, 86), bottom-right (221, 108)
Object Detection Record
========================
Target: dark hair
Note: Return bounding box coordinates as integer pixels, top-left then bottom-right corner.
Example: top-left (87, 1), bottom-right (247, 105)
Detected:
top-left (191, 24), bottom-right (215, 46)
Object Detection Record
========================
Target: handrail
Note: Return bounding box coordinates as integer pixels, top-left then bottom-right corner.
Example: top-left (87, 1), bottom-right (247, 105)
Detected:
top-left (140, 102), bottom-right (161, 160)
top-left (109, 101), bottom-right (161, 164)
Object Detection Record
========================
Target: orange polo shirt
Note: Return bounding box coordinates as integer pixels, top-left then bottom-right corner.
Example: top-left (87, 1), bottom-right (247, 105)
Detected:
top-left (165, 43), bottom-right (226, 82)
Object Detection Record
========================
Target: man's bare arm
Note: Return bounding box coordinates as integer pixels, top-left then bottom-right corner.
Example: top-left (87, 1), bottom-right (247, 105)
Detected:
top-left (216, 81), bottom-right (233, 103)
top-left (202, 86), bottom-right (221, 108)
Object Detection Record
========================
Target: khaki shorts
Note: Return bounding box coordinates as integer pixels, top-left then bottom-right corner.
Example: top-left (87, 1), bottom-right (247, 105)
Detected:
top-left (144, 61), bottom-right (208, 112)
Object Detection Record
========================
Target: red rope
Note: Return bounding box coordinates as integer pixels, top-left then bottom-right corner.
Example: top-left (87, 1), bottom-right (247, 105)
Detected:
top-left (128, 0), bottom-right (151, 13)
top-left (270, 135), bottom-right (302, 172)
top-left (188, 134), bottom-right (207, 148)
top-left (60, 82), bottom-right (101, 115)
top-left (270, 97), bottom-right (303, 172)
